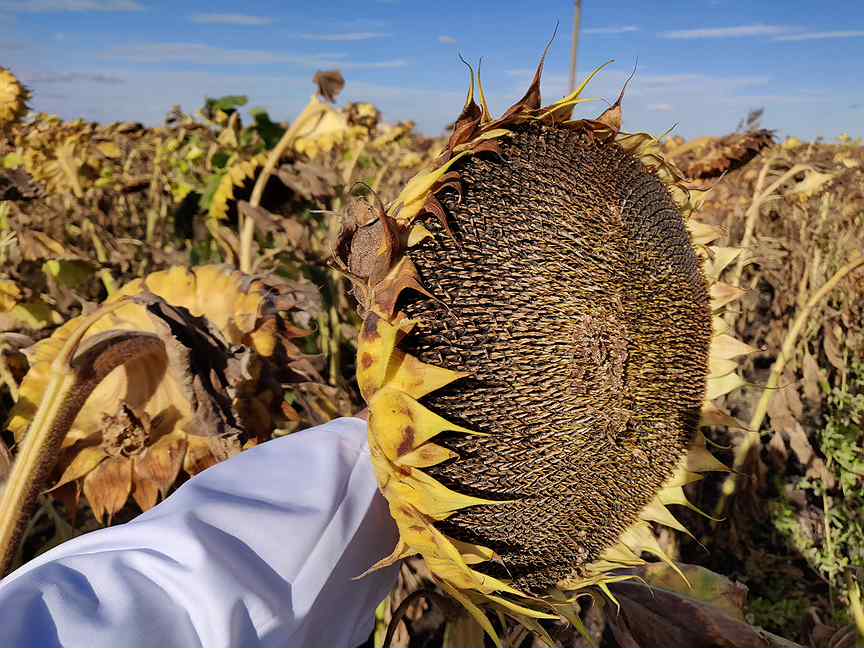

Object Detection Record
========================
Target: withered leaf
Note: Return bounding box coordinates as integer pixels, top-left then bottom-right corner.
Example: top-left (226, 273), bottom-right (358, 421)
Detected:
top-left (183, 435), bottom-right (217, 476)
top-left (50, 445), bottom-right (108, 492)
top-left (276, 160), bottom-right (339, 201)
top-left (82, 456), bottom-right (132, 524)
top-left (801, 350), bottom-right (824, 409)
top-left (823, 323), bottom-right (845, 370)
top-left (0, 168), bottom-right (40, 201)
top-left (238, 201), bottom-right (281, 236)
top-left (132, 431), bottom-right (187, 511)
top-left (313, 69), bottom-right (345, 102)
top-left (677, 130), bottom-right (775, 180)
top-left (638, 562), bottom-right (748, 622)
top-left (608, 573), bottom-right (806, 648)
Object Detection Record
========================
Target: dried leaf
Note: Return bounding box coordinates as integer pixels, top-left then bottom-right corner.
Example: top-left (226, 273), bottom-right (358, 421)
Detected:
top-left (801, 350), bottom-right (823, 408)
top-left (313, 69), bottom-right (345, 102)
top-left (82, 455), bottom-right (132, 524)
top-left (132, 431), bottom-right (187, 511)
top-left (49, 445), bottom-right (107, 492)
top-left (823, 323), bottom-right (845, 370)
top-left (608, 572), bottom-right (805, 648)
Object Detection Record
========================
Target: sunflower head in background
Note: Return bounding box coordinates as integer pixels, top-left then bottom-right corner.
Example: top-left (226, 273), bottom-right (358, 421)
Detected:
top-left (335, 45), bottom-right (752, 644)
top-left (0, 67), bottom-right (30, 131)
top-left (7, 265), bottom-right (314, 522)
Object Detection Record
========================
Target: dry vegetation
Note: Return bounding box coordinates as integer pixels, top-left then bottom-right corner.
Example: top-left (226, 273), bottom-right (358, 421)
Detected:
top-left (0, 69), bottom-right (862, 647)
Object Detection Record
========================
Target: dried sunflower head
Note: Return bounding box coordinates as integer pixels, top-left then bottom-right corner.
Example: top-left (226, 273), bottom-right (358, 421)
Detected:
top-left (0, 67), bottom-right (30, 130)
top-left (7, 265), bottom-right (311, 521)
top-left (335, 55), bottom-right (751, 641)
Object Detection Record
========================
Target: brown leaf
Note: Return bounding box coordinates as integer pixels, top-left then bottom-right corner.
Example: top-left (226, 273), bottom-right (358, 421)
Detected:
top-left (639, 562), bottom-right (749, 623)
top-left (132, 431), bottom-right (187, 511)
top-left (276, 160), bottom-right (338, 201)
top-left (16, 230), bottom-right (82, 261)
top-left (237, 201), bottom-right (281, 236)
top-left (82, 455), bottom-right (132, 524)
top-left (787, 420), bottom-right (814, 466)
top-left (50, 445), bottom-right (107, 492)
top-left (766, 369), bottom-right (804, 438)
top-left (767, 428), bottom-right (789, 466)
top-left (608, 575), bottom-right (805, 648)
top-left (823, 323), bottom-right (845, 370)
top-left (183, 434), bottom-right (217, 476)
top-left (801, 350), bottom-right (823, 409)
top-left (678, 130), bottom-right (775, 180)
top-left (499, 39), bottom-right (550, 121)
top-left (0, 167), bottom-right (40, 201)
top-left (313, 69), bottom-right (345, 102)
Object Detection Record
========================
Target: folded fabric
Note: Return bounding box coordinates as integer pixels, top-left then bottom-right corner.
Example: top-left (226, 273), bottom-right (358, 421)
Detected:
top-left (0, 417), bottom-right (399, 648)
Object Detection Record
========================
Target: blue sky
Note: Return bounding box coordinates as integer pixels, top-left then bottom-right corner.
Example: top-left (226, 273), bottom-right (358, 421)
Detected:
top-left (1, 0), bottom-right (862, 140)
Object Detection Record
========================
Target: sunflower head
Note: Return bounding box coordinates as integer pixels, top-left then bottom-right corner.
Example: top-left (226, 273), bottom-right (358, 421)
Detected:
top-left (0, 67), bottom-right (30, 130)
top-left (7, 265), bottom-right (308, 521)
top-left (335, 51), bottom-right (749, 641)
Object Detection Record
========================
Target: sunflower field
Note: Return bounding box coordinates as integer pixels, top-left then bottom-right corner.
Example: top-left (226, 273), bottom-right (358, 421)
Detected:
top-left (1, 62), bottom-right (862, 648)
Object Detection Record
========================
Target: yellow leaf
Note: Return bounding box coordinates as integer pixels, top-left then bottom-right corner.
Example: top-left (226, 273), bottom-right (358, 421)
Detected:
top-left (96, 142), bottom-right (122, 159)
top-left (49, 446), bottom-right (108, 492)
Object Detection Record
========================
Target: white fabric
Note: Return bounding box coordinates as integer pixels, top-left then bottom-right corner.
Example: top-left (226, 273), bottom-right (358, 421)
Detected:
top-left (0, 417), bottom-right (400, 648)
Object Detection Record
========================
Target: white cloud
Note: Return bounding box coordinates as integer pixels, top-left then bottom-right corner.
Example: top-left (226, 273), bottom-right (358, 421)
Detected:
top-left (584, 25), bottom-right (639, 35)
top-left (647, 102), bottom-right (673, 112)
top-left (0, 0), bottom-right (142, 11)
top-left (772, 30), bottom-right (864, 42)
top-left (659, 24), bottom-right (793, 39)
top-left (190, 13), bottom-right (272, 26)
top-left (438, 35), bottom-right (457, 44)
top-left (103, 42), bottom-right (407, 69)
top-left (26, 72), bottom-right (125, 84)
top-left (299, 32), bottom-right (388, 42)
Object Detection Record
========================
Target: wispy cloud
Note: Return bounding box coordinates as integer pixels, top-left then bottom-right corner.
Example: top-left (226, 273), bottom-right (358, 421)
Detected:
top-left (659, 24), bottom-right (792, 39)
top-left (0, 0), bottom-right (142, 12)
top-left (26, 72), bottom-right (125, 84)
top-left (103, 42), bottom-right (407, 69)
top-left (438, 35), bottom-right (457, 44)
top-left (299, 32), bottom-right (388, 42)
top-left (772, 30), bottom-right (864, 42)
top-left (190, 13), bottom-right (273, 26)
top-left (584, 25), bottom-right (639, 35)
top-left (647, 102), bottom-right (673, 112)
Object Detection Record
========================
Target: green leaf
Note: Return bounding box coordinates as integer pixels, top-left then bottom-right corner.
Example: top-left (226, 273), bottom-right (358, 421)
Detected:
top-left (2, 153), bottom-right (23, 170)
top-left (250, 107), bottom-right (285, 149)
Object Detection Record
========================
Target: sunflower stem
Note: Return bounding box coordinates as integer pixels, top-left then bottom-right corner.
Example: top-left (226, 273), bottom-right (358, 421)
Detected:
top-left (715, 253), bottom-right (864, 515)
top-left (0, 299), bottom-right (158, 577)
top-left (241, 99), bottom-right (329, 273)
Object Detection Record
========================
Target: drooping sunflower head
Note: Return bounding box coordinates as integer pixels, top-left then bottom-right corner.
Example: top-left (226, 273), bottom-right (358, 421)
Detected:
top-left (0, 67), bottom-right (30, 130)
top-left (7, 265), bottom-right (309, 521)
top-left (335, 51), bottom-right (747, 640)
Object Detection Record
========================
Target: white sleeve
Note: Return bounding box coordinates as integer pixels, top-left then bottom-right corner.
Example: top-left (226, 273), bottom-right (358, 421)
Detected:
top-left (0, 417), bottom-right (400, 648)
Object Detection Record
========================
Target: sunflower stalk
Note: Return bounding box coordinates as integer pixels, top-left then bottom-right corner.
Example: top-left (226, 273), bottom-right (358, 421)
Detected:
top-left (0, 299), bottom-right (159, 576)
top-left (715, 252), bottom-right (864, 514)
top-left (240, 99), bottom-right (330, 272)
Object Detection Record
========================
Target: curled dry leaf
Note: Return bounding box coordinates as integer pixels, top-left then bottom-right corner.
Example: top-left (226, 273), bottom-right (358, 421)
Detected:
top-left (313, 69), bottom-right (346, 103)
top-left (607, 564), bottom-right (806, 648)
